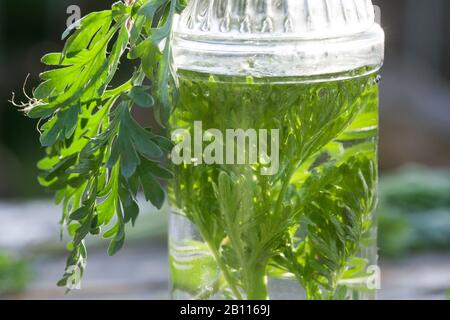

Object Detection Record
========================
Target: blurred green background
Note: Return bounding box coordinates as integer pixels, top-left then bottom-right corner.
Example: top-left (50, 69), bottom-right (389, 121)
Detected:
top-left (0, 0), bottom-right (449, 299)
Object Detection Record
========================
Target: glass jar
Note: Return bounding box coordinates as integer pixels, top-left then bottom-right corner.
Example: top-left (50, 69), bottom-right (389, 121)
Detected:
top-left (168, 0), bottom-right (384, 300)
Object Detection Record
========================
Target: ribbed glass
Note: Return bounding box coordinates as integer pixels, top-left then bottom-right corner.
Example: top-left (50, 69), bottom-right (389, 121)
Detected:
top-left (179, 0), bottom-right (376, 39)
top-left (172, 0), bottom-right (384, 77)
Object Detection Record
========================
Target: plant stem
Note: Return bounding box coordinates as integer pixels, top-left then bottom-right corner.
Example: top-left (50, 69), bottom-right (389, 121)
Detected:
top-left (273, 163), bottom-right (297, 218)
top-left (207, 239), bottom-right (244, 300)
top-left (246, 263), bottom-right (269, 300)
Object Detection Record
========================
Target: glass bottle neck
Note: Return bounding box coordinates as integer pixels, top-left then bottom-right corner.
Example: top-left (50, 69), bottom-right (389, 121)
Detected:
top-left (179, 0), bottom-right (377, 39)
top-left (172, 0), bottom-right (385, 77)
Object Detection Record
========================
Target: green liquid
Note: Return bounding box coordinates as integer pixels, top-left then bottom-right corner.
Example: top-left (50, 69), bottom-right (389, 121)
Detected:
top-left (169, 70), bottom-right (379, 300)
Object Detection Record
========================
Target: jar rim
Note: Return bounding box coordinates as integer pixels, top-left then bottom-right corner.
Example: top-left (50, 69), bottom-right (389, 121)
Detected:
top-left (172, 21), bottom-right (385, 77)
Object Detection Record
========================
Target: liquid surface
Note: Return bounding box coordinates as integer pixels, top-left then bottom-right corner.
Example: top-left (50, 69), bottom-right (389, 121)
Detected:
top-left (169, 70), bottom-right (379, 300)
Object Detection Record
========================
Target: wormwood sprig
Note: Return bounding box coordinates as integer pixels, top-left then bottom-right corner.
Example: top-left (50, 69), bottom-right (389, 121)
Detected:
top-left (14, 0), bottom-right (378, 300)
top-left (12, 0), bottom-right (185, 289)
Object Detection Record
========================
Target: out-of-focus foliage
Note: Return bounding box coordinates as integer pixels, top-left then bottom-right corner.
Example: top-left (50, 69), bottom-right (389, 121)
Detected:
top-left (378, 166), bottom-right (450, 257)
top-left (0, 251), bottom-right (32, 295)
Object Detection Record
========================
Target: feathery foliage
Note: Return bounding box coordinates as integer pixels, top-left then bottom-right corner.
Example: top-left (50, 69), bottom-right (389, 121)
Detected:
top-left (13, 0), bottom-right (185, 289)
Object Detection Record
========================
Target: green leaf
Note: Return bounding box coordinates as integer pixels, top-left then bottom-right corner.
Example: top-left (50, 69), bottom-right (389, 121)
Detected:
top-left (74, 217), bottom-right (93, 245)
top-left (142, 158), bottom-right (174, 179)
top-left (128, 86), bottom-right (155, 108)
top-left (41, 53), bottom-right (65, 66)
top-left (108, 236), bottom-right (125, 256)
top-left (62, 11), bottom-right (111, 53)
top-left (112, 104), bottom-right (164, 178)
top-left (118, 132), bottom-right (140, 178)
top-left (103, 223), bottom-right (119, 239)
top-left (69, 207), bottom-right (90, 221)
top-left (138, 163), bottom-right (165, 209)
top-left (108, 226), bottom-right (125, 256)
top-left (41, 155), bottom-right (77, 181)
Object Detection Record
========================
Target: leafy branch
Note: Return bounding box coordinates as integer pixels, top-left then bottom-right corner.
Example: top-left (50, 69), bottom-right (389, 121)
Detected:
top-left (12, 0), bottom-right (185, 289)
top-left (170, 71), bottom-right (379, 299)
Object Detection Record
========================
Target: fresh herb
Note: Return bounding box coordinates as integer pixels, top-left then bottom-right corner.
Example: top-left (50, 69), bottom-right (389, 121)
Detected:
top-left (169, 71), bottom-right (379, 300)
top-left (14, 0), bottom-right (381, 300)
top-left (12, 0), bottom-right (185, 289)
